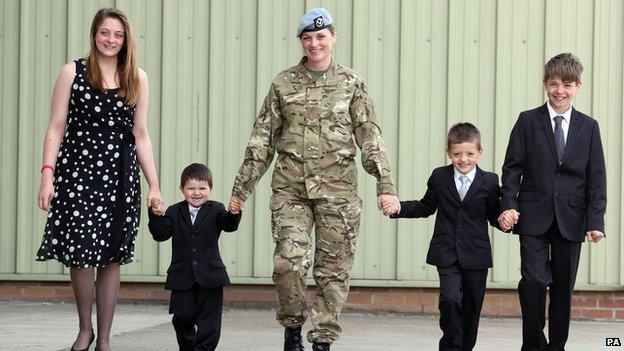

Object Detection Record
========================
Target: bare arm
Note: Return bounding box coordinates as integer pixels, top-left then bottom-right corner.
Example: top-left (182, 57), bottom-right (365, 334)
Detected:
top-left (38, 62), bottom-right (75, 211)
top-left (132, 69), bottom-right (162, 209)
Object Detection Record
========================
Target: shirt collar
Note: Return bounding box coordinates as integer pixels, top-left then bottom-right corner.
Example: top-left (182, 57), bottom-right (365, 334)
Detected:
top-left (546, 101), bottom-right (572, 123)
top-left (454, 166), bottom-right (477, 183)
top-left (188, 204), bottom-right (201, 212)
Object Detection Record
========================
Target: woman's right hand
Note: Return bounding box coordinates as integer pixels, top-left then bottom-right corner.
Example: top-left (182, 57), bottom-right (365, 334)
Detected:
top-left (38, 172), bottom-right (55, 211)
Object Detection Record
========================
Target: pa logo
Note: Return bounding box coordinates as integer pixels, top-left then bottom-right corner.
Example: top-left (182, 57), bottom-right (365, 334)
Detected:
top-left (607, 337), bottom-right (622, 346)
top-left (315, 16), bottom-right (324, 28)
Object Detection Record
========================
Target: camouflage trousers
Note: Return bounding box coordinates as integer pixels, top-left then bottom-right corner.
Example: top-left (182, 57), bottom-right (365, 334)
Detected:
top-left (270, 190), bottom-right (362, 344)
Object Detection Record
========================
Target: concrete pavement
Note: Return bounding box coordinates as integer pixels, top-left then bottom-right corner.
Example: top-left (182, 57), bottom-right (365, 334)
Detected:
top-left (0, 300), bottom-right (622, 350)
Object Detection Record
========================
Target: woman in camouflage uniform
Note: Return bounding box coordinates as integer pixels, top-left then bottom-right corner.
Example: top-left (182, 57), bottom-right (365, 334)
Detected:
top-left (229, 8), bottom-right (399, 351)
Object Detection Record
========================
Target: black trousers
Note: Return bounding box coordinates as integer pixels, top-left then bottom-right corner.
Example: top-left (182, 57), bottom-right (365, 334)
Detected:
top-left (518, 219), bottom-right (582, 351)
top-left (437, 262), bottom-right (488, 351)
top-left (169, 284), bottom-right (224, 351)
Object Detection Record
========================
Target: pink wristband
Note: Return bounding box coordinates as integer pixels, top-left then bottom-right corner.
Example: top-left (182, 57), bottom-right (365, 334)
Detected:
top-left (40, 164), bottom-right (55, 173)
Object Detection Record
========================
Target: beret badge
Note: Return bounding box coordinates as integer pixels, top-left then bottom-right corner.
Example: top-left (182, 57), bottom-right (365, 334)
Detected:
top-left (315, 16), bottom-right (324, 28)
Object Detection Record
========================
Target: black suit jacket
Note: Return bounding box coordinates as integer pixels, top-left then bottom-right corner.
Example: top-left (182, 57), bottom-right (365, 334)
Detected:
top-left (391, 165), bottom-right (501, 270)
top-left (148, 200), bottom-right (241, 290)
top-left (500, 104), bottom-right (606, 241)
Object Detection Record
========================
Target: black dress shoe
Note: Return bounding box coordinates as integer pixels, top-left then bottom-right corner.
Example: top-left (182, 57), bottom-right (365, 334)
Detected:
top-left (312, 342), bottom-right (330, 351)
top-left (284, 326), bottom-right (305, 351)
top-left (70, 328), bottom-right (95, 351)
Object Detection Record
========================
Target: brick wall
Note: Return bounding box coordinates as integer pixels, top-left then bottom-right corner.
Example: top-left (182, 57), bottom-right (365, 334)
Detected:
top-left (1, 281), bottom-right (622, 321)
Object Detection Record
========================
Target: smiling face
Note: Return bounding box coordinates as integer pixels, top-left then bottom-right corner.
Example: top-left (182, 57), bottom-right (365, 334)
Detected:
top-left (180, 179), bottom-right (212, 208)
top-left (300, 28), bottom-right (336, 69)
top-left (94, 17), bottom-right (125, 58)
top-left (447, 141), bottom-right (482, 175)
top-left (544, 76), bottom-right (581, 114)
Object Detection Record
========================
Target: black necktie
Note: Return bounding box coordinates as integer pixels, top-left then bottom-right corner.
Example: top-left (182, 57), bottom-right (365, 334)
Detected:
top-left (554, 115), bottom-right (565, 165)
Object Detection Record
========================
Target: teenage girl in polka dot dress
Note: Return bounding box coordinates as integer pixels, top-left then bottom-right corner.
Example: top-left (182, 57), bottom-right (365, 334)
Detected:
top-left (36, 8), bottom-right (162, 351)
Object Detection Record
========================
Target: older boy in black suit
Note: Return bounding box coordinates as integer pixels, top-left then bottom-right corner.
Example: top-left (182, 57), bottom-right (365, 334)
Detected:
top-left (388, 123), bottom-right (502, 351)
top-left (499, 53), bottom-right (606, 351)
top-left (149, 163), bottom-right (241, 351)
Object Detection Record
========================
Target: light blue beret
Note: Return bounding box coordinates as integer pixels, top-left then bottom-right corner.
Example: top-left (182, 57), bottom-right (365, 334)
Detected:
top-left (296, 7), bottom-right (334, 38)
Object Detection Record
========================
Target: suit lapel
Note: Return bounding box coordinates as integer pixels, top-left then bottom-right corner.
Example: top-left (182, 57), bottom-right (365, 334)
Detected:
top-left (443, 165), bottom-right (461, 204)
top-left (178, 203), bottom-right (193, 229)
top-left (462, 166), bottom-right (484, 203)
top-left (539, 104), bottom-right (559, 164)
top-left (194, 202), bottom-right (211, 227)
top-left (563, 107), bottom-right (582, 164)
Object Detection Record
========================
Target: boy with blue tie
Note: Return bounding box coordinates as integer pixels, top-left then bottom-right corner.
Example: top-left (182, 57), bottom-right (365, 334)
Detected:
top-left (148, 163), bottom-right (241, 351)
top-left (499, 53), bottom-right (606, 351)
top-left (389, 122), bottom-right (502, 351)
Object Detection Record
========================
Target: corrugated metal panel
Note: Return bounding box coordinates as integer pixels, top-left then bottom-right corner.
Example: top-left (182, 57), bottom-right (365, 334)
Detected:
top-left (1, 0), bottom-right (622, 289)
top-left (207, 0), bottom-right (258, 278)
top-left (587, 0), bottom-right (623, 286)
top-left (0, 0), bottom-right (21, 274)
top-left (397, 0), bottom-right (449, 282)
top-left (350, 0), bottom-right (401, 280)
top-left (16, 0), bottom-right (68, 275)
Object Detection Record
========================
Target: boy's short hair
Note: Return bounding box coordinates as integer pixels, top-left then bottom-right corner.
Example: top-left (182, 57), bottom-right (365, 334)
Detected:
top-left (180, 163), bottom-right (213, 188)
top-left (447, 122), bottom-right (482, 150)
top-left (543, 53), bottom-right (583, 84)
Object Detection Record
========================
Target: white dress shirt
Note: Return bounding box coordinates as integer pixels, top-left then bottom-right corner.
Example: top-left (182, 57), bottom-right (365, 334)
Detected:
top-left (546, 101), bottom-right (572, 143)
top-left (454, 166), bottom-right (476, 194)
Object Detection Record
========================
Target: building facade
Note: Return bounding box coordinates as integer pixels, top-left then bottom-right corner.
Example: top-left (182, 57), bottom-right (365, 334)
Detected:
top-left (1, 0), bottom-right (623, 318)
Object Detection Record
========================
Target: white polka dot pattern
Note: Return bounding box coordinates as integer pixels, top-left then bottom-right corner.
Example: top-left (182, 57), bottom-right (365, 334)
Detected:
top-left (36, 58), bottom-right (140, 268)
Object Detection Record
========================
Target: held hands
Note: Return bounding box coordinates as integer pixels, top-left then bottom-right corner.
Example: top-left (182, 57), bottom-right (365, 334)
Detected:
top-left (378, 194), bottom-right (400, 216)
top-left (228, 196), bottom-right (245, 214)
top-left (147, 188), bottom-right (165, 216)
top-left (150, 201), bottom-right (165, 216)
top-left (586, 230), bottom-right (605, 243)
top-left (498, 209), bottom-right (519, 231)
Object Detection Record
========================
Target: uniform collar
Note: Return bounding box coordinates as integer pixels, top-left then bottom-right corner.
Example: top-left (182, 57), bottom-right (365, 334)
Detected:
top-left (296, 56), bottom-right (339, 85)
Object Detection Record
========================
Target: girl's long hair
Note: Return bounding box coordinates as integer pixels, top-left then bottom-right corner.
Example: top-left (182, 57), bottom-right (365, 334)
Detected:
top-left (86, 8), bottom-right (140, 106)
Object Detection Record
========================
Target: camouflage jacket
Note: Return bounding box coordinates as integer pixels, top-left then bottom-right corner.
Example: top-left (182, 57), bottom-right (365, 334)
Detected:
top-left (232, 57), bottom-right (396, 200)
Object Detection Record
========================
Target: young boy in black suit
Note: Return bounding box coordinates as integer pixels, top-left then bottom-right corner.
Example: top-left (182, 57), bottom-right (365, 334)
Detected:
top-left (498, 53), bottom-right (606, 351)
top-left (148, 163), bottom-right (241, 351)
top-left (388, 123), bottom-right (502, 351)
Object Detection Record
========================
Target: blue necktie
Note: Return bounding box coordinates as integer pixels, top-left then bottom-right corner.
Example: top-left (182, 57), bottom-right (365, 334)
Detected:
top-left (458, 175), bottom-right (469, 201)
top-left (554, 116), bottom-right (565, 165)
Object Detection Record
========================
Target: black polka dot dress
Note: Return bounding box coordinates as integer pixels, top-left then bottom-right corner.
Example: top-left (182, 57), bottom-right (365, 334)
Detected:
top-left (37, 58), bottom-right (141, 268)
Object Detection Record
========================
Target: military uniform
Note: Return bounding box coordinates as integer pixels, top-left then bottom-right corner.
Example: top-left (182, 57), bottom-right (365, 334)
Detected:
top-left (231, 56), bottom-right (396, 343)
